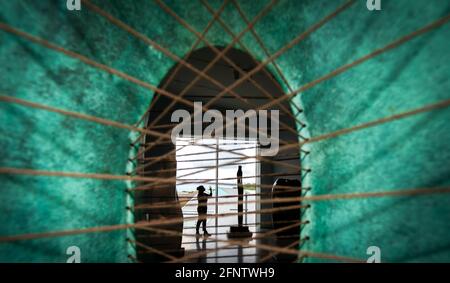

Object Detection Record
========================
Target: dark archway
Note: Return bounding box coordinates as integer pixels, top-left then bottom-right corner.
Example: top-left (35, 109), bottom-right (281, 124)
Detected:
top-left (134, 46), bottom-right (301, 262)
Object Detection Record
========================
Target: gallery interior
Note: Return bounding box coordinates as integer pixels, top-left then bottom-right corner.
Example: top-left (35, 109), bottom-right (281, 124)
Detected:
top-left (0, 0), bottom-right (449, 263)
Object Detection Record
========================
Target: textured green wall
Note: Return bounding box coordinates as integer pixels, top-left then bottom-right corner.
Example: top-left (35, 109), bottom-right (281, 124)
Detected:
top-left (296, 0), bottom-right (450, 262)
top-left (0, 0), bottom-right (449, 262)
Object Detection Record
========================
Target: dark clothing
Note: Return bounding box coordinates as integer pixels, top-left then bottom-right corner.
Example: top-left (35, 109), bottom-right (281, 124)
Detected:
top-left (197, 191), bottom-right (210, 213)
top-left (196, 217), bottom-right (207, 233)
top-left (196, 190), bottom-right (212, 233)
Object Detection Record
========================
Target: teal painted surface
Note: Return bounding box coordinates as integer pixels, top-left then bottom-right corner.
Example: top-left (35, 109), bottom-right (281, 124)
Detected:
top-left (0, 0), bottom-right (449, 262)
top-left (295, 0), bottom-right (450, 262)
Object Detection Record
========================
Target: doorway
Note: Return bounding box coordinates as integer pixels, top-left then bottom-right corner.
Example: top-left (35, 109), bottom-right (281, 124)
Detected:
top-left (135, 46), bottom-right (301, 262)
top-left (176, 137), bottom-right (259, 262)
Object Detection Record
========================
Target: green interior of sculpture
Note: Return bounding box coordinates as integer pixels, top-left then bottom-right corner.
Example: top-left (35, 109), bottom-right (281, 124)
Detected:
top-left (0, 0), bottom-right (449, 262)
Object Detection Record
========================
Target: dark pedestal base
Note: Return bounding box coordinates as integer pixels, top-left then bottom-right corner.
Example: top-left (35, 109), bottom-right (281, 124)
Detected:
top-left (227, 225), bottom-right (253, 238)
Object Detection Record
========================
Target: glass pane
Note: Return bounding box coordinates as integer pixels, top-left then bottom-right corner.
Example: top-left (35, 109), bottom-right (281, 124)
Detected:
top-left (176, 137), bottom-right (260, 263)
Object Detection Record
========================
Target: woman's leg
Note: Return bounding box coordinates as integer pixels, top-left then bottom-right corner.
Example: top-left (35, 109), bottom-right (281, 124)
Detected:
top-left (202, 218), bottom-right (207, 232)
top-left (196, 219), bottom-right (201, 233)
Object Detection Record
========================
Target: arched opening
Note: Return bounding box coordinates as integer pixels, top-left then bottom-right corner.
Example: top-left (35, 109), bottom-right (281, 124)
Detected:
top-left (134, 47), bottom-right (302, 262)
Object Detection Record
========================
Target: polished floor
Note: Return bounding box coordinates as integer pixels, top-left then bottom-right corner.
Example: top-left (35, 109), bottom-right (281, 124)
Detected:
top-left (181, 187), bottom-right (266, 263)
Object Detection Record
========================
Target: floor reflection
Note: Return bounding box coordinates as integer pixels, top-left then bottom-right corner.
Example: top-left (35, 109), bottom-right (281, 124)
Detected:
top-left (182, 187), bottom-right (262, 263)
top-left (195, 236), bottom-right (207, 263)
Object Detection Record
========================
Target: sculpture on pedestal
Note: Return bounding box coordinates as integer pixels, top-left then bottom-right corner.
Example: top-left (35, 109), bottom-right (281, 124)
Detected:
top-left (227, 165), bottom-right (252, 238)
top-left (237, 165), bottom-right (243, 227)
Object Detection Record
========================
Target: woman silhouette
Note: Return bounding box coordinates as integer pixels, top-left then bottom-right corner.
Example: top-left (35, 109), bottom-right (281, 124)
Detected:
top-left (196, 185), bottom-right (212, 236)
